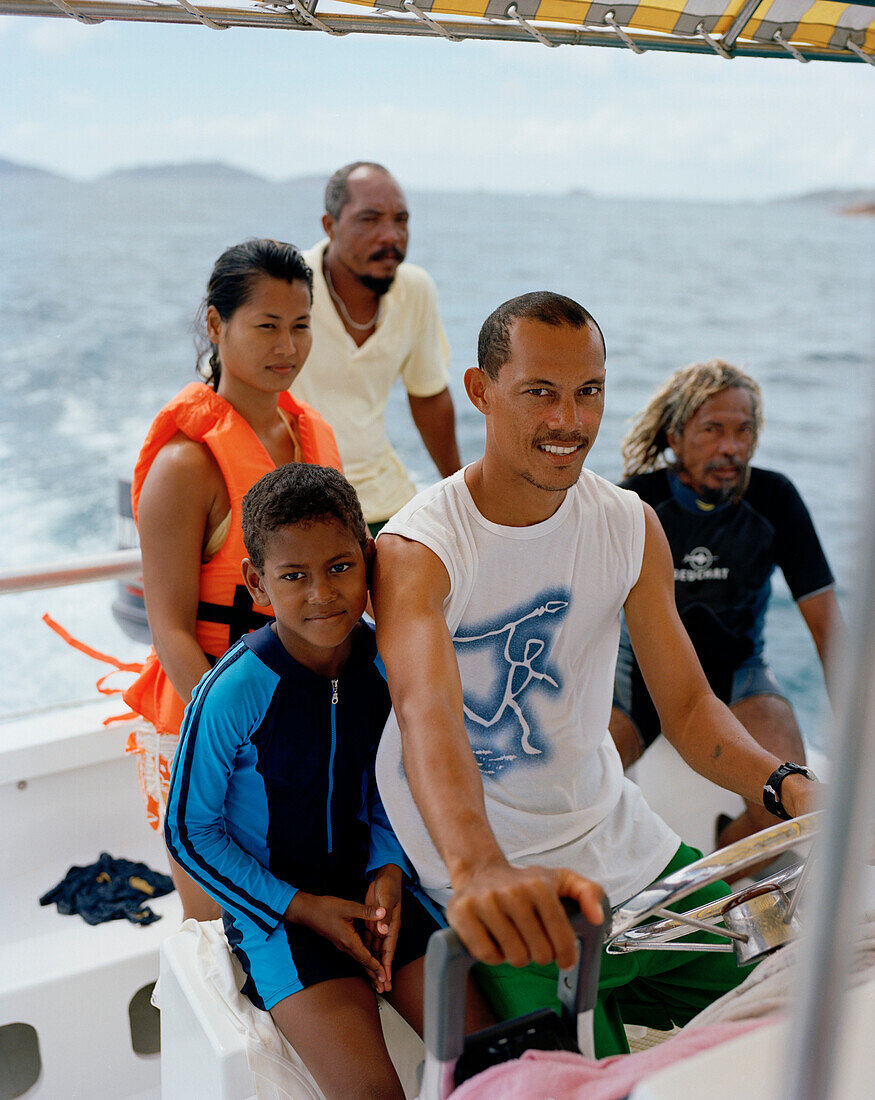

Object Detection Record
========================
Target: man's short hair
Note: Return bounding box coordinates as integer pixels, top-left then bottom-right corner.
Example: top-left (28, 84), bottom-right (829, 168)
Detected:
top-left (621, 360), bottom-right (764, 478)
top-left (324, 162), bottom-right (392, 220)
top-left (477, 292), bottom-right (606, 380)
top-left (242, 464), bottom-right (369, 573)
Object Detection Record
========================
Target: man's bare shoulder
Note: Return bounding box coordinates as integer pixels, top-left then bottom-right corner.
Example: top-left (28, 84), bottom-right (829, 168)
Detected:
top-left (628, 502), bottom-right (675, 598)
top-left (375, 533), bottom-right (450, 596)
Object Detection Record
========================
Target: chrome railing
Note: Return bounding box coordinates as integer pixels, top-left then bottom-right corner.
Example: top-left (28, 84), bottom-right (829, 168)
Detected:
top-left (0, 550), bottom-right (141, 595)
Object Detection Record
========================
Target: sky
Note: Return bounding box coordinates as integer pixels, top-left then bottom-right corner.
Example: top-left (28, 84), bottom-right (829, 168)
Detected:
top-left (1, 9), bottom-right (873, 200)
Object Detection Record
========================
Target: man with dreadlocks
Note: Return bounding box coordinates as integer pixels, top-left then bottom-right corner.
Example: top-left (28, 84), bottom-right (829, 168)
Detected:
top-left (611, 360), bottom-right (843, 852)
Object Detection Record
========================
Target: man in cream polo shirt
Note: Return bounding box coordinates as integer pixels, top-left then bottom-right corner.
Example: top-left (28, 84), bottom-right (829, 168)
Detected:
top-left (293, 162), bottom-right (462, 533)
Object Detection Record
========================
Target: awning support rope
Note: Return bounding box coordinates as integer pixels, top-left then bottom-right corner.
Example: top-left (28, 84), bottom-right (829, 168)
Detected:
top-left (45, 0), bottom-right (103, 24)
top-left (772, 27), bottom-right (809, 63)
top-left (603, 10), bottom-right (643, 54)
top-left (696, 20), bottom-right (732, 59)
top-left (402, 0), bottom-right (459, 41)
top-left (506, 3), bottom-right (558, 47)
top-left (171, 0), bottom-right (226, 29)
top-left (845, 37), bottom-right (875, 67)
top-left (286, 0), bottom-right (347, 35)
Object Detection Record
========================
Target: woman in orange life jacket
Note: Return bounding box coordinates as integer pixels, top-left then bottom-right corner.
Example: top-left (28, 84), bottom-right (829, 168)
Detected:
top-left (124, 239), bottom-right (341, 921)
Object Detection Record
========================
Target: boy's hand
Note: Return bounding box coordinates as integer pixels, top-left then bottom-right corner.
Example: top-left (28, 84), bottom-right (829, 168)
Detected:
top-left (363, 864), bottom-right (403, 990)
top-left (284, 891), bottom-right (391, 993)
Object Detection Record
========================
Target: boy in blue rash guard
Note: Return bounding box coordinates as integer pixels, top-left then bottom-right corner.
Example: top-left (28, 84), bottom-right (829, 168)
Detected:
top-left (164, 463), bottom-right (478, 1098)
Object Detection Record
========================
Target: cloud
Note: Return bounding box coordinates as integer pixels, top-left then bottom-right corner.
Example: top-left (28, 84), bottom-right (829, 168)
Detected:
top-left (2, 22), bottom-right (872, 199)
top-left (25, 19), bottom-right (96, 56)
top-left (5, 88), bottom-right (872, 199)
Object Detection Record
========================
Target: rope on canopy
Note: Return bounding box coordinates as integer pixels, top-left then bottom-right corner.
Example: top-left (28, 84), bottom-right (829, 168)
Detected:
top-left (171, 0), bottom-right (226, 28)
top-left (773, 26), bottom-right (809, 63)
top-left (402, 0), bottom-right (460, 40)
top-left (603, 9), bottom-right (644, 53)
top-left (846, 36), bottom-right (875, 65)
top-left (696, 19), bottom-right (732, 59)
top-left (286, 0), bottom-right (349, 33)
top-left (4, 0), bottom-right (873, 65)
top-left (506, 2), bottom-right (559, 46)
top-left (45, 0), bottom-right (102, 23)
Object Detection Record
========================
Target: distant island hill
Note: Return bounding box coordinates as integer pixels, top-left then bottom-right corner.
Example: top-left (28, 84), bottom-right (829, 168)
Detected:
top-left (1, 157), bottom-right (873, 211)
top-left (0, 157), bottom-right (324, 189)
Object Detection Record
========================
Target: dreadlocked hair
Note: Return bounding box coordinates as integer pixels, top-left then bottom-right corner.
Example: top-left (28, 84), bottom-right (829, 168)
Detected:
top-left (621, 360), bottom-right (763, 478)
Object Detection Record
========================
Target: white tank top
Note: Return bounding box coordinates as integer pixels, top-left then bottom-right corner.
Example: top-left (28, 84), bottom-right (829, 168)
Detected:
top-left (375, 467), bottom-right (679, 908)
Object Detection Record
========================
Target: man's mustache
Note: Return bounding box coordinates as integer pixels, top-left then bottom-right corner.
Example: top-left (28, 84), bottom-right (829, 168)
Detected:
top-left (367, 247), bottom-right (405, 263)
top-left (534, 435), bottom-right (589, 448)
top-left (705, 457), bottom-right (746, 475)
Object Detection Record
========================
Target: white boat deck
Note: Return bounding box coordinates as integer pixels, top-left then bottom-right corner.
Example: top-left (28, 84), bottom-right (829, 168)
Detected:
top-left (1, 697), bottom-right (181, 1098)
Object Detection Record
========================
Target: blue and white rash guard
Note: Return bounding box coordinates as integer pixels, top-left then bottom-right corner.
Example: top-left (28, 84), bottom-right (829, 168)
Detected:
top-left (164, 621), bottom-right (410, 941)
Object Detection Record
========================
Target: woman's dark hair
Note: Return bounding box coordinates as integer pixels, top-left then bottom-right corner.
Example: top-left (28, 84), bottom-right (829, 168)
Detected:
top-left (242, 463), bottom-right (369, 573)
top-left (197, 239), bottom-right (313, 388)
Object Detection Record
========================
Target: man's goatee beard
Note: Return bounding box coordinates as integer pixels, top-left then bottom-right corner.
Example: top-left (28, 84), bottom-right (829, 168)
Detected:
top-left (698, 483), bottom-right (739, 506)
top-left (360, 273), bottom-right (396, 297)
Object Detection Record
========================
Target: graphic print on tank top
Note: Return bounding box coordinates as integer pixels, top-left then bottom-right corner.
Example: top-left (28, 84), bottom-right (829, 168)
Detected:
top-left (454, 588), bottom-right (569, 776)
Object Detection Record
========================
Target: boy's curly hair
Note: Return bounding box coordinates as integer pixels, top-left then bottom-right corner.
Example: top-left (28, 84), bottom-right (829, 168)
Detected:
top-left (242, 464), bottom-right (368, 572)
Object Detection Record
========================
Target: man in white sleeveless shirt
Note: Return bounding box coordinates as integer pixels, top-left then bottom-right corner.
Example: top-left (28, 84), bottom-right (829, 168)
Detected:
top-left (373, 292), bottom-right (820, 1055)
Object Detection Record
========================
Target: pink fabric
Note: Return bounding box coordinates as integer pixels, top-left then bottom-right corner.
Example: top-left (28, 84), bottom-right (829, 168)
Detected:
top-left (450, 1018), bottom-right (772, 1100)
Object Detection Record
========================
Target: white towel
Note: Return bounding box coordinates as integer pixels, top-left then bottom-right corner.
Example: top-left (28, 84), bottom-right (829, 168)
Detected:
top-left (156, 917), bottom-right (422, 1098)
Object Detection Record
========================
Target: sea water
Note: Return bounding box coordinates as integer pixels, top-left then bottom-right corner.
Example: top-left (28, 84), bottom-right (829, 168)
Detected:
top-left (1, 174), bottom-right (872, 751)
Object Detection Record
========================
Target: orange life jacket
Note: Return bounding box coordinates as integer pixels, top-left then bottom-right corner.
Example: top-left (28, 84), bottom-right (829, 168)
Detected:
top-left (123, 382), bottom-right (341, 735)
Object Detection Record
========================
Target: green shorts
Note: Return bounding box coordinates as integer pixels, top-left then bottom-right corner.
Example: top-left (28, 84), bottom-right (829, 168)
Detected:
top-left (473, 843), bottom-right (751, 1058)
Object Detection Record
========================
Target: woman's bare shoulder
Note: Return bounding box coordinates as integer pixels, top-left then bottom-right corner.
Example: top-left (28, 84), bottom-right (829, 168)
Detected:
top-left (139, 432), bottom-right (223, 518)
top-left (145, 432), bottom-right (220, 486)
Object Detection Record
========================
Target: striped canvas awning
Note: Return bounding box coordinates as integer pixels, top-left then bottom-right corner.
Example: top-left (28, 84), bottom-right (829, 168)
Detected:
top-left (347, 0), bottom-right (875, 55)
top-left (2, 0), bottom-right (873, 61)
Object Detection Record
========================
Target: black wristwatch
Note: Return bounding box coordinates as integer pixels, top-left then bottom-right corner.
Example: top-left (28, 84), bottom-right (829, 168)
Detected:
top-left (762, 762), bottom-right (817, 821)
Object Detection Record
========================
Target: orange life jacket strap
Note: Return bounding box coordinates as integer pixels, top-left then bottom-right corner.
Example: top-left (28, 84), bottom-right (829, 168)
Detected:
top-left (43, 613), bottom-right (144, 672)
top-left (42, 612), bottom-right (142, 725)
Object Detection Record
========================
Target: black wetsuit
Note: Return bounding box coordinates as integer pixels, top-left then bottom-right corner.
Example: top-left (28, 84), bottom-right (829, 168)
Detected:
top-left (619, 466), bottom-right (833, 745)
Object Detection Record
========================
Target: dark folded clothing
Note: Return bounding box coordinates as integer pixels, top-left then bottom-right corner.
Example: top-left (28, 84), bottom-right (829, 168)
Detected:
top-left (39, 852), bottom-right (174, 926)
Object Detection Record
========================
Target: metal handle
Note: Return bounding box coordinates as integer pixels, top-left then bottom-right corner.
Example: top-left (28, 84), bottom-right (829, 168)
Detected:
top-left (420, 897), bottom-right (609, 1098)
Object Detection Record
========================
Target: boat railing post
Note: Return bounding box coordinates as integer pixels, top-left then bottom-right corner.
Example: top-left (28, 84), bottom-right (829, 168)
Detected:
top-left (721, 0), bottom-right (763, 51)
top-left (781, 373), bottom-right (875, 1100)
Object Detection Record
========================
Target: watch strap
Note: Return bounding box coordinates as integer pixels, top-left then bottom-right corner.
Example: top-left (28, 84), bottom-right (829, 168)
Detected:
top-left (762, 762), bottom-right (817, 821)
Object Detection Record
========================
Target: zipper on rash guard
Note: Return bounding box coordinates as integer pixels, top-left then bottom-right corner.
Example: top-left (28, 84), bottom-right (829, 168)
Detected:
top-left (327, 679), bottom-right (339, 852)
